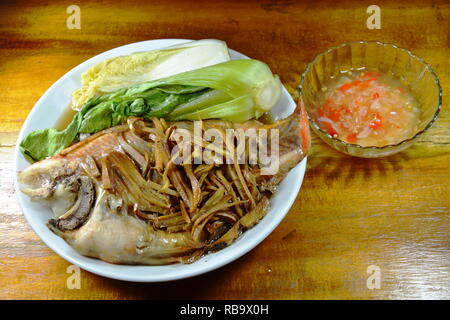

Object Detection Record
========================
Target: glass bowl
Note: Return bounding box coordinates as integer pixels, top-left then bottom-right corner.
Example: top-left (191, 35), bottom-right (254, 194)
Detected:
top-left (298, 41), bottom-right (442, 158)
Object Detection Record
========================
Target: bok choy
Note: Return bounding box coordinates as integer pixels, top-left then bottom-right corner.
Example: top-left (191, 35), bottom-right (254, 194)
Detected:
top-left (20, 59), bottom-right (282, 161)
top-left (72, 39), bottom-right (231, 111)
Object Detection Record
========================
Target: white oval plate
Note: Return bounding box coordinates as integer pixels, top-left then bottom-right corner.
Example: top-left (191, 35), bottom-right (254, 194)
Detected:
top-left (14, 39), bottom-right (307, 282)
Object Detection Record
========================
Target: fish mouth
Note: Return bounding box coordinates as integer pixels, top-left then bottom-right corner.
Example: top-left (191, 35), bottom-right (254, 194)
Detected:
top-left (48, 175), bottom-right (95, 231)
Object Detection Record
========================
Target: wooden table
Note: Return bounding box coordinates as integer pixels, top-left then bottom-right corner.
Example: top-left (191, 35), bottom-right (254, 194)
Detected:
top-left (0, 0), bottom-right (449, 300)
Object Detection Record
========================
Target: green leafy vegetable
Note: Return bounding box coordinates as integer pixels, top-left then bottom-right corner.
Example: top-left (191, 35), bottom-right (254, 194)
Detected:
top-left (125, 59), bottom-right (282, 118)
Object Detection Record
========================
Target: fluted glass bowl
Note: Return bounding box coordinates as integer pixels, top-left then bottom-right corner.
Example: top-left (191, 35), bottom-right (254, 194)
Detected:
top-left (299, 41), bottom-right (442, 157)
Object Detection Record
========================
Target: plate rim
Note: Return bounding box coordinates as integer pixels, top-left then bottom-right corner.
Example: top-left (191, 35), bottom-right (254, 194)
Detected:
top-left (14, 38), bottom-right (307, 282)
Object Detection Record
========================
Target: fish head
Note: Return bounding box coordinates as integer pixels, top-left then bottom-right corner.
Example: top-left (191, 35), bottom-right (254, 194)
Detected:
top-left (18, 158), bottom-right (95, 230)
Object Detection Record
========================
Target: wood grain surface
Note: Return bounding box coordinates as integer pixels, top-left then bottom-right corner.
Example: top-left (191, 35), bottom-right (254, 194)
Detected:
top-left (0, 0), bottom-right (449, 300)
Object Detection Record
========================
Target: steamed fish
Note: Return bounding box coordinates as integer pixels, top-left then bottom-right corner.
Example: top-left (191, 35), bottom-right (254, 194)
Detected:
top-left (18, 107), bottom-right (309, 265)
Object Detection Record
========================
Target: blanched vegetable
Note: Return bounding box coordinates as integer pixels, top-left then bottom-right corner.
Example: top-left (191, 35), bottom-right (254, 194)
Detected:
top-left (120, 59), bottom-right (282, 120)
top-left (72, 39), bottom-right (231, 111)
top-left (20, 59), bottom-right (282, 161)
top-left (169, 95), bottom-right (255, 122)
top-left (163, 59), bottom-right (282, 119)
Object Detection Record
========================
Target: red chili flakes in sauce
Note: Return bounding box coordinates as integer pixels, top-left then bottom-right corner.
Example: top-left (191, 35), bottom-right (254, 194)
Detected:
top-left (314, 70), bottom-right (420, 147)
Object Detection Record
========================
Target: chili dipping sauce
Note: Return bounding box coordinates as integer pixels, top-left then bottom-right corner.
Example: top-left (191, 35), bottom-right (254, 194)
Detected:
top-left (313, 70), bottom-right (420, 147)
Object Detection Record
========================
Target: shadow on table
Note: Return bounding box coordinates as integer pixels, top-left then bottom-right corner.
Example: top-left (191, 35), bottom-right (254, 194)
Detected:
top-left (93, 253), bottom-right (251, 299)
top-left (306, 142), bottom-right (409, 185)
